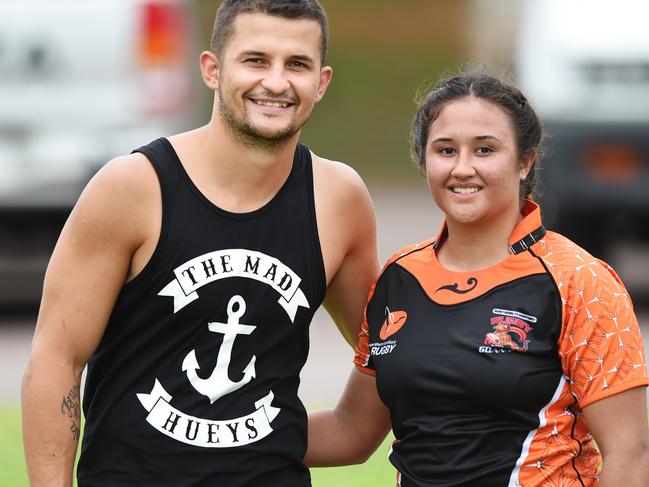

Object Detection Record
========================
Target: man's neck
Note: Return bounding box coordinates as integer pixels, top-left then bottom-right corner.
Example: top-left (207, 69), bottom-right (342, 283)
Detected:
top-left (169, 121), bottom-right (301, 213)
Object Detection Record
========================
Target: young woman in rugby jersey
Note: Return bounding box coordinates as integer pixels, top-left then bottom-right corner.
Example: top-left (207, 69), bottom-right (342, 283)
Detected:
top-left (306, 70), bottom-right (649, 487)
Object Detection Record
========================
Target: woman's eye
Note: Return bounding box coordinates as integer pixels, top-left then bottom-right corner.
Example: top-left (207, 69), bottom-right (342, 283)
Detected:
top-left (476, 146), bottom-right (493, 155)
top-left (439, 147), bottom-right (455, 155)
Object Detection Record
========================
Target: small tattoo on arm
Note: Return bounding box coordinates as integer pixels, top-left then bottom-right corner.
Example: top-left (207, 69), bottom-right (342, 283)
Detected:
top-left (61, 385), bottom-right (81, 441)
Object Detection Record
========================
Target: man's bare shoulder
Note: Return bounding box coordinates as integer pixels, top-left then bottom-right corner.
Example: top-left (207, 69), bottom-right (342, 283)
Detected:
top-left (80, 152), bottom-right (158, 210)
top-left (90, 152), bottom-right (157, 196)
top-left (311, 152), bottom-right (376, 251)
top-left (70, 152), bottom-right (160, 248)
top-left (311, 152), bottom-right (371, 203)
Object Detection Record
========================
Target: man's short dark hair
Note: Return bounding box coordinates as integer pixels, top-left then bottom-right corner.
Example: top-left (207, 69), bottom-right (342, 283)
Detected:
top-left (210, 0), bottom-right (329, 65)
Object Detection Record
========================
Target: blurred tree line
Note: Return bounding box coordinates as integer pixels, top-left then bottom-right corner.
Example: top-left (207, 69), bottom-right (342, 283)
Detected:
top-left (197, 0), bottom-right (470, 182)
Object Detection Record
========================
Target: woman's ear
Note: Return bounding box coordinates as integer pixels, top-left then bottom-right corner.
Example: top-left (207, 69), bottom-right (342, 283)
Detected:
top-left (520, 150), bottom-right (536, 180)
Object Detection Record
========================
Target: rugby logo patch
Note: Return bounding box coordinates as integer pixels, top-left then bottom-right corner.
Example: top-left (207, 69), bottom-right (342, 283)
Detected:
top-left (380, 307), bottom-right (408, 340)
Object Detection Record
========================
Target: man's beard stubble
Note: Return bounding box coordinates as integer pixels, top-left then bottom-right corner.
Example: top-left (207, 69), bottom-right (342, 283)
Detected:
top-left (218, 90), bottom-right (302, 153)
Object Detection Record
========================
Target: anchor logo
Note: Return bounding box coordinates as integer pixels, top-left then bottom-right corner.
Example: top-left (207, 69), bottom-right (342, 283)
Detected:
top-left (182, 295), bottom-right (257, 404)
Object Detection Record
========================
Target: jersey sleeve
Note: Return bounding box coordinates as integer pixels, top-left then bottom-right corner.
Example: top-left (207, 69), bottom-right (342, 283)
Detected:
top-left (558, 258), bottom-right (649, 409)
top-left (354, 280), bottom-right (378, 376)
top-left (354, 240), bottom-right (436, 376)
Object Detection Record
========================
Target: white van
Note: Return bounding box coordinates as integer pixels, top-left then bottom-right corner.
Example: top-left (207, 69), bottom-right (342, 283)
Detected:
top-left (516, 0), bottom-right (649, 258)
top-left (0, 0), bottom-right (202, 306)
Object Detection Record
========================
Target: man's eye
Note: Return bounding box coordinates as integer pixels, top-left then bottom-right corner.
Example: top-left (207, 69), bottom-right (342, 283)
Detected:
top-left (289, 61), bottom-right (307, 68)
top-left (244, 58), bottom-right (265, 64)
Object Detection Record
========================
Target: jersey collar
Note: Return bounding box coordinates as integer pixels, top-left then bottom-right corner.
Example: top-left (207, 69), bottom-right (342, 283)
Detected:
top-left (432, 200), bottom-right (546, 255)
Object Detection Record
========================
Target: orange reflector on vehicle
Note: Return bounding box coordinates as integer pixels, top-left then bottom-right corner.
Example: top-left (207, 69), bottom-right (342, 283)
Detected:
top-left (137, 1), bottom-right (192, 116)
top-left (580, 143), bottom-right (643, 183)
top-left (139, 2), bottom-right (186, 66)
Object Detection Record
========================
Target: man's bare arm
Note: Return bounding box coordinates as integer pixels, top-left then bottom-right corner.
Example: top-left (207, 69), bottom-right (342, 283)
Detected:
top-left (22, 154), bottom-right (159, 486)
top-left (313, 158), bottom-right (379, 346)
top-left (306, 368), bottom-right (391, 466)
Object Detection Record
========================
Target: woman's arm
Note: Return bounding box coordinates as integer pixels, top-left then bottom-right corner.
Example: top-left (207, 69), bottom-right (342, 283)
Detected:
top-left (583, 386), bottom-right (649, 486)
top-left (306, 368), bottom-right (392, 466)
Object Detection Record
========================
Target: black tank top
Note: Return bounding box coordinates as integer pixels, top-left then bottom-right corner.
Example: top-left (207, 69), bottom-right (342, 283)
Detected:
top-left (77, 138), bottom-right (326, 486)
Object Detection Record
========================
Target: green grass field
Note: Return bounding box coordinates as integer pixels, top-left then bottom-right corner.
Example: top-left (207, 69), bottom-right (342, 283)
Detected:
top-left (1, 404), bottom-right (28, 487)
top-left (1, 403), bottom-right (396, 486)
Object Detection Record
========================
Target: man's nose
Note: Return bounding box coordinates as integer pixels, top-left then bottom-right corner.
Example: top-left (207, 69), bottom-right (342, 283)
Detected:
top-left (260, 65), bottom-right (291, 94)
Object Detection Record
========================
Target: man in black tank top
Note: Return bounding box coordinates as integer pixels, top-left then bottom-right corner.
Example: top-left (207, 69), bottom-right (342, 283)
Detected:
top-left (22, 2), bottom-right (380, 486)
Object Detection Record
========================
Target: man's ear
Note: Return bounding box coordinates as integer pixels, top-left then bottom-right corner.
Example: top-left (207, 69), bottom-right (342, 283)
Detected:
top-left (315, 65), bottom-right (333, 102)
top-left (199, 51), bottom-right (221, 91)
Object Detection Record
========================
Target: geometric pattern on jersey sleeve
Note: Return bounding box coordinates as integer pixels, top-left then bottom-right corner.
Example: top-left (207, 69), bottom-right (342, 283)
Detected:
top-left (535, 232), bottom-right (649, 408)
top-left (353, 239), bottom-right (436, 376)
top-left (517, 380), bottom-right (601, 486)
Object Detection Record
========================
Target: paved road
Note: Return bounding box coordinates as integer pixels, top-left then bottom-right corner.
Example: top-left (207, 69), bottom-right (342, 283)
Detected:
top-left (2, 181), bottom-right (649, 408)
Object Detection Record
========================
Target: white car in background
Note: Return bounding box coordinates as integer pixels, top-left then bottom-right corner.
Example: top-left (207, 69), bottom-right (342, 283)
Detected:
top-left (0, 0), bottom-right (203, 306)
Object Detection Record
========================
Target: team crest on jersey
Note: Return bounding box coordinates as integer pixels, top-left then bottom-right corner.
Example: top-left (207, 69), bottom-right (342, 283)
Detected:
top-left (479, 308), bottom-right (536, 354)
top-left (137, 249), bottom-right (309, 448)
top-left (370, 306), bottom-right (407, 356)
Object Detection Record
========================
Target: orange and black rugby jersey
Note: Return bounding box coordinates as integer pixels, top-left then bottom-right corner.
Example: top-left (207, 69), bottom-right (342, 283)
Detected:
top-left (355, 201), bottom-right (648, 487)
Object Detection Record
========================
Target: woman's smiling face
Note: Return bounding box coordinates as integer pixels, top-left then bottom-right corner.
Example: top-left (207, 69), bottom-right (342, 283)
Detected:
top-left (425, 96), bottom-right (532, 229)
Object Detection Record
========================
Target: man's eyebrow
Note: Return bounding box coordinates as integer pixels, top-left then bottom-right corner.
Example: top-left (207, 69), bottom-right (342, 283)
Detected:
top-left (290, 54), bottom-right (315, 64)
top-left (238, 50), bottom-right (268, 58)
top-left (237, 51), bottom-right (315, 63)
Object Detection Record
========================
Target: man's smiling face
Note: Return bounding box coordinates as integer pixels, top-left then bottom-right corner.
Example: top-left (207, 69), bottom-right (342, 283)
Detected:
top-left (216, 12), bottom-right (332, 148)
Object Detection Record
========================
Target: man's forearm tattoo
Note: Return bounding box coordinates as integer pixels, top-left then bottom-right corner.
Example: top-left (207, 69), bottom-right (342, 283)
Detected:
top-left (61, 385), bottom-right (81, 440)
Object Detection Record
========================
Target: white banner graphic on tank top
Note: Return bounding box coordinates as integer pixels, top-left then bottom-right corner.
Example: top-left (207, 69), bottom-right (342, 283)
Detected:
top-left (158, 249), bottom-right (310, 321)
top-left (139, 250), bottom-right (311, 448)
top-left (137, 380), bottom-right (280, 448)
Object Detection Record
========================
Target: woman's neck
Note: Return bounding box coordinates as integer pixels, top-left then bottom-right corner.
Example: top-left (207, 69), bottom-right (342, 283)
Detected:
top-left (437, 209), bottom-right (523, 272)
